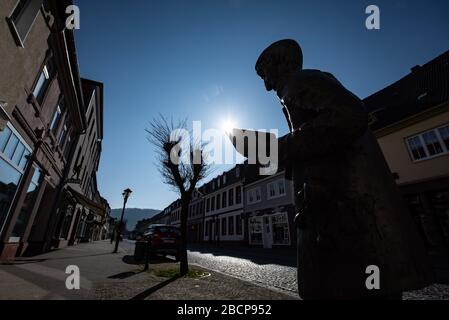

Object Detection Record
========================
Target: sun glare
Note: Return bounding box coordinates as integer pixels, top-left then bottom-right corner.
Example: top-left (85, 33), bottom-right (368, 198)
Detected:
top-left (221, 118), bottom-right (237, 134)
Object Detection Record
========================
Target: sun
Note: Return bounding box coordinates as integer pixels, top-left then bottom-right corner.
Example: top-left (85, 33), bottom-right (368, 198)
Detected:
top-left (221, 118), bottom-right (237, 134)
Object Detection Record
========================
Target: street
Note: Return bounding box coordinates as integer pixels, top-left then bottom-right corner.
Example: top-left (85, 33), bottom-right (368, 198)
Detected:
top-left (1, 240), bottom-right (449, 300)
top-left (0, 240), bottom-right (296, 300)
top-left (120, 240), bottom-right (297, 294)
top-left (121, 240), bottom-right (449, 299)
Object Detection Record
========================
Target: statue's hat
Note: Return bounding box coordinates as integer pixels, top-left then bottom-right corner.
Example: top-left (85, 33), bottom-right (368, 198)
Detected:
top-left (255, 39), bottom-right (303, 74)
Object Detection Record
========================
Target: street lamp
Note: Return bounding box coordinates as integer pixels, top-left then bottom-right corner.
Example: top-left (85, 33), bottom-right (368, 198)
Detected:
top-left (113, 188), bottom-right (132, 253)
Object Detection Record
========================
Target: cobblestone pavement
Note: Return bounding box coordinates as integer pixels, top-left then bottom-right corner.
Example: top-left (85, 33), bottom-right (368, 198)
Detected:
top-left (187, 244), bottom-right (298, 294)
top-left (182, 243), bottom-right (449, 300)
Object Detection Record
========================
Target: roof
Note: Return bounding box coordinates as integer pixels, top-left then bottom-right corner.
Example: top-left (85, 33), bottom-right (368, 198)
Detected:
top-left (363, 50), bottom-right (449, 131)
top-left (81, 79), bottom-right (104, 139)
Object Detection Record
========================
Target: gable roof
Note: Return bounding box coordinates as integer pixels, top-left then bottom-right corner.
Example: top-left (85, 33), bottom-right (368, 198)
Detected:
top-left (363, 50), bottom-right (449, 131)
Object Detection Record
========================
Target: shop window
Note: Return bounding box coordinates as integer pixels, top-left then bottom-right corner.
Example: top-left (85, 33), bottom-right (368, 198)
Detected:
top-left (10, 167), bottom-right (42, 240)
top-left (0, 123), bottom-right (31, 235)
top-left (249, 217), bottom-right (262, 244)
top-left (271, 214), bottom-right (290, 245)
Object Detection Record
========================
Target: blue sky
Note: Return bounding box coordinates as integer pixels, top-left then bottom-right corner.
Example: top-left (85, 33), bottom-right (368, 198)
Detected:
top-left (73, 0), bottom-right (449, 210)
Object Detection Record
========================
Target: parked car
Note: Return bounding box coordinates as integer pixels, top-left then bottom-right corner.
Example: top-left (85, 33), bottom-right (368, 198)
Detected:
top-left (141, 224), bottom-right (181, 260)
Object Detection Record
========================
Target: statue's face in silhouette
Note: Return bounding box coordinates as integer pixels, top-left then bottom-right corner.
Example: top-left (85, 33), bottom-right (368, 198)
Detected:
top-left (256, 64), bottom-right (278, 92)
top-left (255, 40), bottom-right (303, 93)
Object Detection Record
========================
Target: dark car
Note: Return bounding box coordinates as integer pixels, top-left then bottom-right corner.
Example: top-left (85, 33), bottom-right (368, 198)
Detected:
top-left (141, 224), bottom-right (181, 260)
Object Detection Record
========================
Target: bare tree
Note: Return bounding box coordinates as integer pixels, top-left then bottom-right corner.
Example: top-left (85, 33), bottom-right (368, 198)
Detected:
top-left (146, 116), bottom-right (210, 275)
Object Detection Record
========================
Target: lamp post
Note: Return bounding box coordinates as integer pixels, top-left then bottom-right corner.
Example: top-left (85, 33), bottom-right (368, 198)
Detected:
top-left (113, 188), bottom-right (132, 253)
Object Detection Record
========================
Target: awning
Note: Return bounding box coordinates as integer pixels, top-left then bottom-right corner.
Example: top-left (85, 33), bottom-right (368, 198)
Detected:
top-left (65, 186), bottom-right (106, 217)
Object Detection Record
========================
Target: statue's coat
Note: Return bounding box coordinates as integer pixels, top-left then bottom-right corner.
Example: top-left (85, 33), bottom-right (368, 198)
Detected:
top-left (277, 69), bottom-right (433, 299)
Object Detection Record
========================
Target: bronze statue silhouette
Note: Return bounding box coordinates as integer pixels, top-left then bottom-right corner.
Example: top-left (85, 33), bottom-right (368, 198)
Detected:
top-left (247, 39), bottom-right (433, 299)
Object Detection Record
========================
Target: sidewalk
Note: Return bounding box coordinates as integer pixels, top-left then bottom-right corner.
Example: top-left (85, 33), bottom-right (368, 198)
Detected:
top-left (0, 240), bottom-right (297, 300)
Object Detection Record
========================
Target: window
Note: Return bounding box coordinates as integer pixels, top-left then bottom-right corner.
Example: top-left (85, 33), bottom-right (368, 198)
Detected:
top-left (267, 180), bottom-right (286, 199)
top-left (0, 123), bottom-right (31, 235)
top-left (222, 191), bottom-right (227, 208)
top-left (247, 187), bottom-right (261, 204)
top-left (236, 166), bottom-right (240, 178)
top-left (228, 216), bottom-right (234, 235)
top-left (249, 217), bottom-right (263, 244)
top-left (205, 221), bottom-right (209, 236)
top-left (214, 219), bottom-right (219, 238)
top-left (11, 168), bottom-right (42, 240)
top-left (50, 104), bottom-right (63, 132)
top-left (278, 181), bottom-right (286, 195)
top-left (216, 194), bottom-right (221, 210)
top-left (58, 121), bottom-right (69, 147)
top-left (211, 196), bottom-right (215, 211)
top-left (236, 186), bottom-right (241, 204)
top-left (32, 59), bottom-right (55, 105)
top-left (438, 125), bottom-right (449, 150)
top-left (407, 136), bottom-right (426, 160)
top-left (63, 135), bottom-right (72, 159)
top-left (422, 131), bottom-right (443, 156)
top-left (223, 174), bottom-right (226, 184)
top-left (236, 215), bottom-right (242, 235)
top-left (221, 217), bottom-right (227, 235)
top-left (271, 213), bottom-right (290, 245)
top-left (256, 188), bottom-right (261, 201)
top-left (228, 188), bottom-right (234, 206)
top-left (268, 183), bottom-right (276, 198)
top-left (217, 178), bottom-right (220, 188)
top-left (8, 0), bottom-right (43, 46)
top-left (406, 124), bottom-right (449, 161)
top-left (206, 198), bottom-right (210, 212)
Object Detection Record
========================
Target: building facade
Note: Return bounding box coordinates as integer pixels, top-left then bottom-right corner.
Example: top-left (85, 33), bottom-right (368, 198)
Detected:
top-left (364, 50), bottom-right (449, 261)
top-left (0, 0), bottom-right (108, 260)
top-left (202, 165), bottom-right (245, 245)
top-left (244, 169), bottom-right (296, 248)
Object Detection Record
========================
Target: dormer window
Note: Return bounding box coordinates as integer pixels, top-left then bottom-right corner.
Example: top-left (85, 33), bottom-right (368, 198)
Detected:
top-left (417, 92), bottom-right (428, 100)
